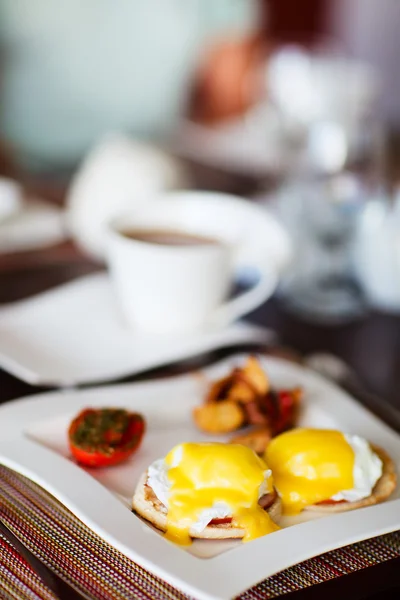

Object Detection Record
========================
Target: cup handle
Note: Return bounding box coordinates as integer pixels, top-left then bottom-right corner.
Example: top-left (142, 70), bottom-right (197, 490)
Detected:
top-left (209, 265), bottom-right (278, 328)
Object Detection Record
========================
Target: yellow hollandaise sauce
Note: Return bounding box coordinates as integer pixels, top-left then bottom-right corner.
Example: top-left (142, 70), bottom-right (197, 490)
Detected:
top-left (164, 442), bottom-right (280, 545)
top-left (265, 429), bottom-right (355, 515)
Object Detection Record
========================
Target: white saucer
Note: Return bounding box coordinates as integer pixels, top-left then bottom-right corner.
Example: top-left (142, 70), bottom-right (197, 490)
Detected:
top-left (0, 273), bottom-right (274, 387)
top-left (0, 199), bottom-right (66, 254)
top-left (0, 177), bottom-right (22, 223)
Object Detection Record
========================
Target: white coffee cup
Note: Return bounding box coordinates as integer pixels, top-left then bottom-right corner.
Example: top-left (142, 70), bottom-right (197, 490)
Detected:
top-left (106, 191), bottom-right (290, 334)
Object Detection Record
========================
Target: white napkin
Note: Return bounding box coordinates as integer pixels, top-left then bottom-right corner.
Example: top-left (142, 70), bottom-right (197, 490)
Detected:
top-left (0, 199), bottom-right (66, 254)
top-left (0, 177), bottom-right (22, 223)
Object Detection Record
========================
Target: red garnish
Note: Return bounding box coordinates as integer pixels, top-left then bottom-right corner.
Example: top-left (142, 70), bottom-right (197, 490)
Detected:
top-left (68, 408), bottom-right (145, 468)
top-left (259, 388), bottom-right (302, 435)
top-left (209, 518), bottom-right (232, 525)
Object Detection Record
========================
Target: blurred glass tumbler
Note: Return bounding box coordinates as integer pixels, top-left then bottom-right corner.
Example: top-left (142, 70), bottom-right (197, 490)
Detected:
top-left (278, 172), bottom-right (367, 323)
top-left (265, 44), bottom-right (384, 323)
top-left (265, 43), bottom-right (382, 175)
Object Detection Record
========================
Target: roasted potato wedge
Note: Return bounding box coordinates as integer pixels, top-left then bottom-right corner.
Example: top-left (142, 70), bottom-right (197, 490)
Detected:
top-left (197, 356), bottom-right (302, 436)
top-left (193, 400), bottom-right (245, 434)
top-left (230, 427), bottom-right (272, 455)
top-left (241, 356), bottom-right (269, 395)
top-left (204, 375), bottom-right (233, 403)
top-left (226, 375), bottom-right (256, 404)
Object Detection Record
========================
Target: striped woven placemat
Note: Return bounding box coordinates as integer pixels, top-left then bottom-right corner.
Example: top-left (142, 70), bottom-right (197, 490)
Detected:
top-left (0, 465), bottom-right (399, 600)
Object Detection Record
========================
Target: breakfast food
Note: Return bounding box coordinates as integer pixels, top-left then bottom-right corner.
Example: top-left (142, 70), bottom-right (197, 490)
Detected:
top-left (68, 408), bottom-right (146, 468)
top-left (132, 442), bottom-right (281, 544)
top-left (230, 426), bottom-right (272, 455)
top-left (265, 428), bottom-right (396, 515)
top-left (193, 356), bottom-right (302, 441)
top-left (193, 399), bottom-right (245, 433)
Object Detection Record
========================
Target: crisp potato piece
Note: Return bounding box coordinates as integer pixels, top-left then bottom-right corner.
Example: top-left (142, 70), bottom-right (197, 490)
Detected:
top-left (226, 375), bottom-right (256, 404)
top-left (204, 375), bottom-right (233, 403)
top-left (193, 400), bottom-right (244, 433)
top-left (230, 427), bottom-right (272, 455)
top-left (241, 356), bottom-right (269, 395)
top-left (204, 357), bottom-right (268, 405)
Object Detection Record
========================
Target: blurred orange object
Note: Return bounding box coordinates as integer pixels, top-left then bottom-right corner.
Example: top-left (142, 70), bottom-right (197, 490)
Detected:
top-left (190, 33), bottom-right (269, 124)
top-left (189, 0), bottom-right (327, 124)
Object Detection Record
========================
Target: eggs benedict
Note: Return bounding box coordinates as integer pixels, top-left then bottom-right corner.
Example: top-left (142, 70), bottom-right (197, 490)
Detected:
top-left (132, 442), bottom-right (281, 544)
top-left (265, 428), bottom-right (396, 515)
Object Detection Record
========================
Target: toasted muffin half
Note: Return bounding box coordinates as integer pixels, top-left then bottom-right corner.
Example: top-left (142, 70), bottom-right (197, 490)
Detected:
top-left (132, 472), bottom-right (282, 540)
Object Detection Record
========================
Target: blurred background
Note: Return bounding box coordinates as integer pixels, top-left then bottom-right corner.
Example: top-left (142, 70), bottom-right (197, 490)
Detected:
top-left (2, 0), bottom-right (397, 174)
top-left (1, 0), bottom-right (400, 404)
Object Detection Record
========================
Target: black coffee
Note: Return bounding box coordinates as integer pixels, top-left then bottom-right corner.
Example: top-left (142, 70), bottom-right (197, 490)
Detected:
top-left (121, 228), bottom-right (219, 247)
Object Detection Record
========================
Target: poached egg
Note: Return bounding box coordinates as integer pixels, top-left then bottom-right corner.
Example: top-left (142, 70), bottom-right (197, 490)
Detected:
top-left (147, 442), bottom-right (280, 544)
top-left (265, 428), bottom-right (383, 515)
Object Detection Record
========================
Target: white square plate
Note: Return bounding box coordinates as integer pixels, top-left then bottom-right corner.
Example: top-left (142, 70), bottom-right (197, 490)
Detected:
top-left (0, 354), bottom-right (399, 600)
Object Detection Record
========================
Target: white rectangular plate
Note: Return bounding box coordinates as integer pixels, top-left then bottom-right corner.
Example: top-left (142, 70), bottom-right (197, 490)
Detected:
top-left (0, 355), bottom-right (399, 600)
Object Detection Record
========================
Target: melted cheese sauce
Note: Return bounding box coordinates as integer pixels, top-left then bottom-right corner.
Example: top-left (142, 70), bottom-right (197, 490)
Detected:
top-left (265, 429), bottom-right (355, 515)
top-left (161, 442), bottom-right (280, 545)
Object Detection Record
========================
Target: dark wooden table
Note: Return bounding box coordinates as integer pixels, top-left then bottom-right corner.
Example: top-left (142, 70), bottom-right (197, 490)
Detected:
top-left (1, 241), bottom-right (400, 600)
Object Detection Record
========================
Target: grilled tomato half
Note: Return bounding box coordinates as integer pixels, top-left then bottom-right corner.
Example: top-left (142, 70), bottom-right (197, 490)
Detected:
top-left (68, 408), bottom-right (145, 468)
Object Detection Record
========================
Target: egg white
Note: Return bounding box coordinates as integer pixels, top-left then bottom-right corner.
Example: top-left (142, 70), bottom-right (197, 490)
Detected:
top-left (330, 434), bottom-right (382, 502)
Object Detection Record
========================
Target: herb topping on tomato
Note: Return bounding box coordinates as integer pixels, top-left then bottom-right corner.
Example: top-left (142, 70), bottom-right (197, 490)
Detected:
top-left (68, 408), bottom-right (145, 467)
